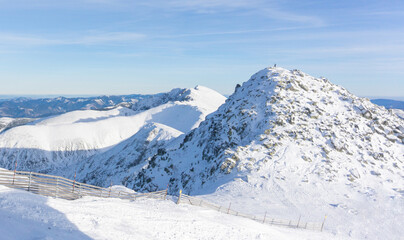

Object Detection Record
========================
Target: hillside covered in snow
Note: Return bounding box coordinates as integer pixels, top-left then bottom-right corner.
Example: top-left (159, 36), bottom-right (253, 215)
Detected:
top-left (131, 67), bottom-right (404, 239)
top-left (0, 86), bottom-right (226, 179)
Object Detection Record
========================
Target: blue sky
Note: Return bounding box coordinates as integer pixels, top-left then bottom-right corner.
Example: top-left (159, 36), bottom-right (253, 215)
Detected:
top-left (0, 0), bottom-right (403, 98)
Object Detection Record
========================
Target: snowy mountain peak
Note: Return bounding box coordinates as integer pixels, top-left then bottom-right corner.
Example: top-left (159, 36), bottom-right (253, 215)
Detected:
top-left (130, 86), bottom-right (225, 113)
top-left (127, 67), bottom-right (404, 238)
top-left (132, 67), bottom-right (403, 223)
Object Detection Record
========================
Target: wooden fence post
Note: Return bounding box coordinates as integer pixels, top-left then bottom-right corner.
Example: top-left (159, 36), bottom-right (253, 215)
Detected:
top-left (28, 172), bottom-right (32, 192)
top-left (55, 177), bottom-right (59, 198)
top-left (227, 202), bottom-right (231, 214)
top-left (108, 181), bottom-right (112, 197)
top-left (263, 211), bottom-right (267, 223)
top-left (297, 215), bottom-right (301, 228)
top-left (72, 171), bottom-right (76, 193)
top-left (12, 160), bottom-right (17, 185)
top-left (176, 190), bottom-right (182, 204)
top-left (164, 184), bottom-right (168, 200)
top-left (321, 215), bottom-right (327, 232)
top-left (78, 183), bottom-right (82, 197)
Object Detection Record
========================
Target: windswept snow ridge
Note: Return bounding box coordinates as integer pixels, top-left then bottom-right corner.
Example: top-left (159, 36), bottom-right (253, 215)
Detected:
top-left (0, 86), bottom-right (226, 176)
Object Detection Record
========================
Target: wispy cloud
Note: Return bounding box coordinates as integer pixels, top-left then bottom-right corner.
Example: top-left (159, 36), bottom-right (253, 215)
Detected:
top-left (262, 8), bottom-right (325, 26)
top-left (145, 0), bottom-right (325, 25)
top-left (153, 26), bottom-right (314, 39)
top-left (0, 32), bottom-right (145, 46)
top-left (73, 32), bottom-right (145, 44)
top-left (161, 0), bottom-right (264, 10)
top-left (0, 0), bottom-right (325, 27)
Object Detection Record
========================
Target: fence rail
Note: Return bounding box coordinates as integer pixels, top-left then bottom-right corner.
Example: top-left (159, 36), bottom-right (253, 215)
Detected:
top-left (0, 168), bottom-right (167, 201)
top-left (178, 191), bottom-right (324, 231)
top-left (0, 168), bottom-right (325, 231)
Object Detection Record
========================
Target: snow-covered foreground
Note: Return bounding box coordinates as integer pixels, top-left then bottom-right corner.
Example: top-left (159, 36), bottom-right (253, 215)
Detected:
top-left (0, 186), bottom-right (340, 240)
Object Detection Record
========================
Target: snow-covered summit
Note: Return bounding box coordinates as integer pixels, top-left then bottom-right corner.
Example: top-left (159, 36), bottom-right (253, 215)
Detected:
top-left (132, 66), bottom-right (404, 239)
top-left (135, 66), bottom-right (404, 191)
top-left (131, 85), bottom-right (224, 113)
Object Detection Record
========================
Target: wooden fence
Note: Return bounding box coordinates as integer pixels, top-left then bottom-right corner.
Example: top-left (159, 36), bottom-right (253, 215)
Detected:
top-left (0, 168), bottom-right (325, 231)
top-left (177, 190), bottom-right (325, 231)
top-left (0, 168), bottom-right (167, 201)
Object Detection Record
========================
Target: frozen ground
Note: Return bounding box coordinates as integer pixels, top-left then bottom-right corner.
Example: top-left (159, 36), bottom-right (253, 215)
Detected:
top-left (0, 185), bottom-right (341, 240)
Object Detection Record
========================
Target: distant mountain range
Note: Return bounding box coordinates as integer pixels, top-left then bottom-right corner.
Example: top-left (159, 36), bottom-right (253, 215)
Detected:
top-left (0, 94), bottom-right (402, 119)
top-left (370, 99), bottom-right (404, 110)
top-left (0, 94), bottom-right (154, 118)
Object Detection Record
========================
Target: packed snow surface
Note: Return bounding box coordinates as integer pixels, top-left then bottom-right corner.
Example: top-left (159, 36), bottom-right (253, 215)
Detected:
top-left (0, 186), bottom-right (339, 240)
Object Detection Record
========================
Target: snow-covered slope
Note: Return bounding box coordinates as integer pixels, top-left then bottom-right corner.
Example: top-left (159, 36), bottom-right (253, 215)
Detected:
top-left (0, 185), bottom-right (338, 240)
top-left (393, 109), bottom-right (404, 119)
top-left (133, 67), bottom-right (404, 239)
top-left (0, 86), bottom-right (226, 175)
top-left (0, 117), bottom-right (35, 133)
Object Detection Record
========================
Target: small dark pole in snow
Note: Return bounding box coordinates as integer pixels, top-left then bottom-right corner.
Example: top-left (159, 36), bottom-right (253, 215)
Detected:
top-left (297, 215), bottom-right (301, 228)
top-left (263, 211), bottom-right (267, 223)
top-left (164, 184), bottom-right (168, 200)
top-left (55, 177), bottom-right (59, 198)
top-left (108, 181), bottom-right (112, 197)
top-left (72, 171), bottom-right (76, 193)
top-left (12, 160), bottom-right (17, 185)
top-left (227, 202), bottom-right (231, 214)
top-left (321, 215), bottom-right (327, 232)
top-left (28, 172), bottom-right (32, 192)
